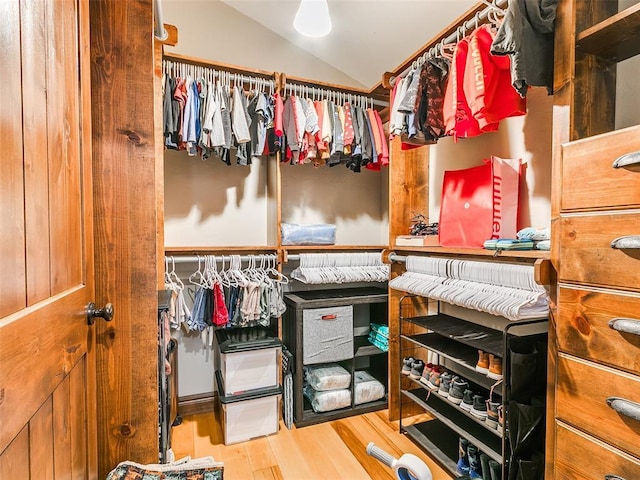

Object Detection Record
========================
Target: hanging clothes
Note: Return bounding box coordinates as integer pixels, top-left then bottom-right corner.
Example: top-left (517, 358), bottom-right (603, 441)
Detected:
top-left (464, 24), bottom-right (527, 129)
top-left (491, 0), bottom-right (559, 97)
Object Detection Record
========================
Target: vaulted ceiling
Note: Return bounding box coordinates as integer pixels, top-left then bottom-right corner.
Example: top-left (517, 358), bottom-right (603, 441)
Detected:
top-left (220, 0), bottom-right (477, 89)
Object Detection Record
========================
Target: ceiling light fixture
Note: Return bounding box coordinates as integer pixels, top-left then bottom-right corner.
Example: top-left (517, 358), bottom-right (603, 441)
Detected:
top-left (294, 0), bottom-right (332, 38)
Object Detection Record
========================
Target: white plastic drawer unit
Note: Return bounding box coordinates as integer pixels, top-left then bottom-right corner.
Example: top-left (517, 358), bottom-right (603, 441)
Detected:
top-left (302, 305), bottom-right (354, 364)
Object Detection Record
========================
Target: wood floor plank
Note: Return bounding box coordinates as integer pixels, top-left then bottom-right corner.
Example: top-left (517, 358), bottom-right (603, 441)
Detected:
top-left (332, 415), bottom-right (397, 480)
top-left (246, 436), bottom-right (278, 471)
top-left (252, 466), bottom-right (283, 480)
top-left (365, 411), bottom-right (453, 480)
top-left (171, 409), bottom-right (456, 480)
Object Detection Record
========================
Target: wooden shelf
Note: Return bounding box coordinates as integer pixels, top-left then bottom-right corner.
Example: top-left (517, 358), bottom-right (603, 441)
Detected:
top-left (164, 246), bottom-right (278, 255)
top-left (392, 245), bottom-right (550, 260)
top-left (284, 245), bottom-right (387, 252)
top-left (576, 2), bottom-right (640, 62)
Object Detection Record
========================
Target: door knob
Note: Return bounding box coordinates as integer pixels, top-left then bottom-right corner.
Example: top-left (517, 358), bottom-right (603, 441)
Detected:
top-left (87, 302), bottom-right (114, 325)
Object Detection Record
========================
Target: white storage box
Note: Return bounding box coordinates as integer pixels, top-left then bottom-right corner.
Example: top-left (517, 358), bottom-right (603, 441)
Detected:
top-left (216, 371), bottom-right (281, 445)
top-left (302, 305), bottom-right (353, 364)
top-left (215, 327), bottom-right (281, 396)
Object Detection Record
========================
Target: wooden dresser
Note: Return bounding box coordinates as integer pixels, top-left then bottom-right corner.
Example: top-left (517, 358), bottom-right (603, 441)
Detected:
top-left (550, 1), bottom-right (640, 478)
top-left (554, 126), bottom-right (640, 479)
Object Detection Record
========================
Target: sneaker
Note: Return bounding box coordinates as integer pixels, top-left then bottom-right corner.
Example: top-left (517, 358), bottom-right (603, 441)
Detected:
top-left (460, 389), bottom-right (474, 411)
top-left (426, 366), bottom-right (443, 390)
top-left (470, 394), bottom-right (488, 419)
top-left (475, 350), bottom-right (489, 374)
top-left (485, 400), bottom-right (500, 429)
top-left (419, 363), bottom-right (435, 386)
top-left (487, 354), bottom-right (503, 380)
top-left (496, 405), bottom-right (504, 435)
top-left (437, 372), bottom-right (453, 397)
top-left (409, 359), bottom-right (425, 379)
top-left (448, 377), bottom-right (468, 405)
top-left (401, 356), bottom-right (414, 376)
top-left (467, 443), bottom-right (483, 479)
top-left (457, 437), bottom-right (470, 476)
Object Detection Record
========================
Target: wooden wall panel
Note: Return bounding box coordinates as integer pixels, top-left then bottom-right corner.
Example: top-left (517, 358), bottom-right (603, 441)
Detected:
top-left (30, 397), bottom-right (55, 480)
top-left (0, 0), bottom-right (26, 318)
top-left (0, 426), bottom-right (29, 479)
top-left (388, 137), bottom-right (429, 242)
top-left (90, 0), bottom-right (160, 475)
top-left (21, 0), bottom-right (52, 305)
top-left (47, 0), bottom-right (83, 295)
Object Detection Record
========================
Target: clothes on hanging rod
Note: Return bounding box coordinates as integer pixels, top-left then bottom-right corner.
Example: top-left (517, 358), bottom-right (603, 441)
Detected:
top-left (164, 254), bottom-right (289, 336)
top-left (162, 59), bottom-right (279, 164)
top-left (389, 3), bottom-right (532, 147)
top-left (390, 0), bottom-right (509, 85)
top-left (281, 86), bottom-right (389, 171)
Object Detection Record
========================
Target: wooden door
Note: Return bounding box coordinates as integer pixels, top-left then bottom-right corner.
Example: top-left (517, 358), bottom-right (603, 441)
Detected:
top-left (0, 0), bottom-right (97, 477)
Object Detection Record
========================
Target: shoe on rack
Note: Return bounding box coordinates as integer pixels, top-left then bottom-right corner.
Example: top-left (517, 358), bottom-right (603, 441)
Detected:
top-left (467, 443), bottom-right (483, 479)
top-left (480, 453), bottom-right (491, 480)
top-left (485, 400), bottom-right (500, 429)
top-left (426, 366), bottom-right (443, 390)
top-left (401, 356), bottom-right (415, 376)
top-left (460, 389), bottom-right (474, 411)
top-left (409, 359), bottom-right (425, 379)
top-left (456, 437), bottom-right (470, 476)
top-left (476, 350), bottom-right (489, 374)
top-left (496, 405), bottom-right (504, 435)
top-left (419, 362), bottom-right (435, 385)
top-left (437, 372), bottom-right (453, 397)
top-left (487, 354), bottom-right (503, 380)
top-left (448, 377), bottom-right (469, 405)
top-left (470, 394), bottom-right (488, 419)
top-left (488, 458), bottom-right (502, 480)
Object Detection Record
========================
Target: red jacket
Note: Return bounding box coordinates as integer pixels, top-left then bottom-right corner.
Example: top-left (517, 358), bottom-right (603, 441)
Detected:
top-left (464, 25), bottom-right (526, 129)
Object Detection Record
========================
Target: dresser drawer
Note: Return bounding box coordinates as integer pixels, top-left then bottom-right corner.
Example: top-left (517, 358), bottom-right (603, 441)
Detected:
top-left (302, 305), bottom-right (353, 364)
top-left (557, 286), bottom-right (640, 375)
top-left (562, 124), bottom-right (640, 212)
top-left (558, 213), bottom-right (640, 291)
top-left (556, 354), bottom-right (640, 458)
top-left (555, 421), bottom-right (640, 480)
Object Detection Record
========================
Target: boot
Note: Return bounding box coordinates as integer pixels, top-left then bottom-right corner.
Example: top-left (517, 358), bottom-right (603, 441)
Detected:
top-left (509, 343), bottom-right (538, 404)
top-left (457, 437), bottom-right (470, 476)
top-left (467, 443), bottom-right (482, 479)
top-left (480, 453), bottom-right (491, 480)
top-left (488, 459), bottom-right (502, 480)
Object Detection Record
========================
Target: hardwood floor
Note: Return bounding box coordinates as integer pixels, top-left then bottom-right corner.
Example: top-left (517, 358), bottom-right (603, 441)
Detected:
top-left (171, 409), bottom-right (454, 480)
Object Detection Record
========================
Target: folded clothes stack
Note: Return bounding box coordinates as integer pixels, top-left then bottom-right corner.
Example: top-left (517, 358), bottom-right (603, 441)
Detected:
top-left (368, 323), bottom-right (389, 352)
top-left (517, 227), bottom-right (551, 251)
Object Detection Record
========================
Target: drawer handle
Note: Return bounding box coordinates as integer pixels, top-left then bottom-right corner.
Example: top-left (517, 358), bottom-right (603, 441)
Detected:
top-left (612, 151), bottom-right (640, 169)
top-left (610, 236), bottom-right (640, 250)
top-left (606, 397), bottom-right (640, 422)
top-left (608, 317), bottom-right (640, 336)
top-left (321, 314), bottom-right (337, 320)
top-left (605, 476), bottom-right (628, 480)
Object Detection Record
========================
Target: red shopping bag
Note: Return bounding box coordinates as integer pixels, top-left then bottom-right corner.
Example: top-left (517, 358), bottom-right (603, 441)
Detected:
top-left (439, 157), bottom-right (522, 248)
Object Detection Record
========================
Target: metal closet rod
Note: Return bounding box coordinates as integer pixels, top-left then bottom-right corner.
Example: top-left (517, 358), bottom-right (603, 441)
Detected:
top-left (388, 253), bottom-right (407, 263)
top-left (166, 254), bottom-right (278, 265)
top-left (285, 82), bottom-right (388, 108)
top-left (391, 0), bottom-right (508, 84)
top-left (162, 60), bottom-right (276, 88)
top-left (286, 252), bottom-right (388, 262)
